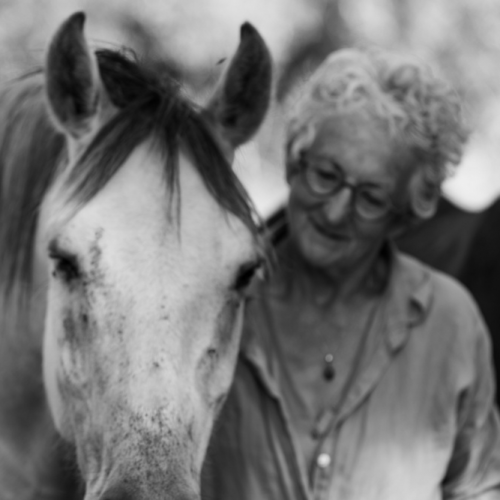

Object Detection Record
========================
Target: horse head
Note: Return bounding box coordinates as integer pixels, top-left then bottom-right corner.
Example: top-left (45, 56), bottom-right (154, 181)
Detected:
top-left (32, 12), bottom-right (271, 499)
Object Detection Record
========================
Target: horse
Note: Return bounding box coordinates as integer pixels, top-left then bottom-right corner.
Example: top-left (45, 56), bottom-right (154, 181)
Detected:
top-left (395, 196), bottom-right (484, 279)
top-left (0, 12), bottom-right (272, 500)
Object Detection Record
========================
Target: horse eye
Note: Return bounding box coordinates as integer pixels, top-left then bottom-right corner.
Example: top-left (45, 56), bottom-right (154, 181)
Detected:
top-left (233, 259), bottom-right (264, 292)
top-left (48, 242), bottom-right (81, 283)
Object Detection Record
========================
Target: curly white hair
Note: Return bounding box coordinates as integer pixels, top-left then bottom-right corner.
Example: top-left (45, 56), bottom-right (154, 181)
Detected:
top-left (285, 48), bottom-right (469, 220)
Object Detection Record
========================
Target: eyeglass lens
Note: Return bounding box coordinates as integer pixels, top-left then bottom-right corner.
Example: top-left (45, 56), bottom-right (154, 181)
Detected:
top-left (302, 155), bottom-right (392, 220)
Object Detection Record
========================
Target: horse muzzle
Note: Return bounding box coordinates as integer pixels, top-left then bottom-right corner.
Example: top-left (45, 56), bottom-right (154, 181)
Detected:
top-left (99, 483), bottom-right (199, 500)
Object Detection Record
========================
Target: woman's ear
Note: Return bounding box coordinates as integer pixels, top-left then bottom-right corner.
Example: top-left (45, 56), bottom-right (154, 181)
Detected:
top-left (388, 166), bottom-right (440, 239)
top-left (408, 167), bottom-right (440, 220)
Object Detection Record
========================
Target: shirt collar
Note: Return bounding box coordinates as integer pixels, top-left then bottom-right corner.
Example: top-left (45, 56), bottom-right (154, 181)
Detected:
top-left (240, 241), bottom-right (434, 390)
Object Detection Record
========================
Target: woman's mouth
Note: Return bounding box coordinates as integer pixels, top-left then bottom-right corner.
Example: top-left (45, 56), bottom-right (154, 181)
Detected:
top-left (309, 217), bottom-right (350, 241)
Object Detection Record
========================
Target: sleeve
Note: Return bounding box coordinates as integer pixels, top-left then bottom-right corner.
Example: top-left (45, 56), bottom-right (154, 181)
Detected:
top-left (442, 313), bottom-right (500, 499)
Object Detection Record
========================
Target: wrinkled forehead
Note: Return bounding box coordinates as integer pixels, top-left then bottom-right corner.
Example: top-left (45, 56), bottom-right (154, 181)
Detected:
top-left (41, 142), bottom-right (256, 267)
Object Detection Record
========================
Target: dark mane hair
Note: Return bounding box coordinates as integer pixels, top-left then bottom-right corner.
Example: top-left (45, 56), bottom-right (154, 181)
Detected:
top-left (0, 48), bottom-right (257, 308)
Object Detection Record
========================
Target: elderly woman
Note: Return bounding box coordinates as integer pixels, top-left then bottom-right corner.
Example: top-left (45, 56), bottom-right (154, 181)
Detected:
top-left (202, 49), bottom-right (500, 499)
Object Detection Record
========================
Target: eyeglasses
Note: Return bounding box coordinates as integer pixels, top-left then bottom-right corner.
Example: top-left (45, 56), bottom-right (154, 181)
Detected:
top-left (299, 153), bottom-right (395, 221)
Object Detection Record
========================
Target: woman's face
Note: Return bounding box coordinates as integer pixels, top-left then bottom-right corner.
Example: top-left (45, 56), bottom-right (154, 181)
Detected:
top-left (287, 108), bottom-right (413, 274)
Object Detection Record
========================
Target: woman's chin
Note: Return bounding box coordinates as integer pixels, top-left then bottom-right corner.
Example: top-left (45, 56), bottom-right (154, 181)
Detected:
top-left (290, 219), bottom-right (353, 270)
top-left (299, 239), bottom-right (350, 272)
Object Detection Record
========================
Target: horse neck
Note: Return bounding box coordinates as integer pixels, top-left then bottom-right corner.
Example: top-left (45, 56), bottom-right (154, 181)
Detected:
top-left (0, 296), bottom-right (79, 499)
top-left (0, 289), bottom-right (45, 424)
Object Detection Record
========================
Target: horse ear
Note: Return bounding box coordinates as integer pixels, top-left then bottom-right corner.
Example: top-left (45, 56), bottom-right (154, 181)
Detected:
top-left (45, 12), bottom-right (113, 142)
top-left (206, 22), bottom-right (272, 150)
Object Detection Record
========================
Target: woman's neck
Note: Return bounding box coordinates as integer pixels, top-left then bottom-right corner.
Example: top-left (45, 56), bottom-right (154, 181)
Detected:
top-left (282, 239), bottom-right (387, 308)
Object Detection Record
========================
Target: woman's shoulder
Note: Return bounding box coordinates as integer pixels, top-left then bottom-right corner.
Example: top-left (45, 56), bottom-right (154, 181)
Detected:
top-left (398, 250), bottom-right (472, 299)
top-left (395, 249), bottom-right (487, 338)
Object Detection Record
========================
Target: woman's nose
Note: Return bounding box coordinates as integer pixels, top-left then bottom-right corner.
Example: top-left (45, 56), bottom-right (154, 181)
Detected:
top-left (322, 187), bottom-right (353, 223)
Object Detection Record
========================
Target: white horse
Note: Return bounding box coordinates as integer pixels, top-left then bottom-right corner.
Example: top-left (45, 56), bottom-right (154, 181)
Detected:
top-left (0, 12), bottom-right (271, 500)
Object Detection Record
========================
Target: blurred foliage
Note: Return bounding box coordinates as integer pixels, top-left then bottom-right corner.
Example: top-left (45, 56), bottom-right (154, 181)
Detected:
top-left (341, 0), bottom-right (500, 207)
top-left (0, 0), bottom-right (499, 208)
top-left (0, 0), bottom-right (345, 97)
top-left (0, 0), bottom-right (498, 125)
top-left (342, 0), bottom-right (500, 130)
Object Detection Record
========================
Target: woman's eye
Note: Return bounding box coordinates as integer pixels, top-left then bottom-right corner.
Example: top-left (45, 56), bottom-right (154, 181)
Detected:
top-left (310, 162), bottom-right (340, 181)
top-left (317, 170), bottom-right (340, 182)
top-left (308, 167), bottom-right (342, 194)
top-left (233, 259), bottom-right (264, 292)
top-left (360, 191), bottom-right (388, 208)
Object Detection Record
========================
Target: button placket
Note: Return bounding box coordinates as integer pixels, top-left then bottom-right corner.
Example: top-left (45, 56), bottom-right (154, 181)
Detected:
top-left (317, 453), bottom-right (331, 468)
top-left (311, 416), bottom-right (337, 500)
top-left (312, 445), bottom-right (334, 499)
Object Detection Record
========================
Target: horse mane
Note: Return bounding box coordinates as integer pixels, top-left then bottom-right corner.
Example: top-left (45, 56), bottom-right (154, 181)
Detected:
top-left (0, 48), bottom-right (257, 311)
top-left (0, 73), bottom-right (65, 308)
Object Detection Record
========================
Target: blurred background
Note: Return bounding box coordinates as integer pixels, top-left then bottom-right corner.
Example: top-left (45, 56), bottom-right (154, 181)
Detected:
top-left (2, 0), bottom-right (500, 216)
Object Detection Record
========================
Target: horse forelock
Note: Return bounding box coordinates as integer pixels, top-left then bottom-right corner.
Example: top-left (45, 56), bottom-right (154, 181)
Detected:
top-left (46, 48), bottom-right (260, 245)
top-left (1, 48), bottom-right (260, 321)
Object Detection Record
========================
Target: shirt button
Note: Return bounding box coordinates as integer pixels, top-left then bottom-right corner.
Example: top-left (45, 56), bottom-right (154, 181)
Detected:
top-left (317, 453), bottom-right (331, 468)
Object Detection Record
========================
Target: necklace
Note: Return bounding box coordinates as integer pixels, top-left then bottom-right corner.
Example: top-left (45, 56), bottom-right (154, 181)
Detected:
top-left (313, 320), bottom-right (344, 383)
top-left (319, 320), bottom-right (341, 382)
top-left (319, 298), bottom-right (380, 383)
top-left (323, 353), bottom-right (335, 381)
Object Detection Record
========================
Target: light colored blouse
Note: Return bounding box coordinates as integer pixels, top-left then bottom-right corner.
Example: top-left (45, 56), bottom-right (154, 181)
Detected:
top-left (202, 247), bottom-right (500, 500)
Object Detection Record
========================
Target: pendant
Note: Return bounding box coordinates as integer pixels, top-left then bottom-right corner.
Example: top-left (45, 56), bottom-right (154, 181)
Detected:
top-left (323, 353), bottom-right (335, 381)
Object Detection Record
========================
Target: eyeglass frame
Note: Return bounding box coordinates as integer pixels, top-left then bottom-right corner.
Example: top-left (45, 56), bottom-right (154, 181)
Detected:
top-left (297, 152), bottom-right (401, 221)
